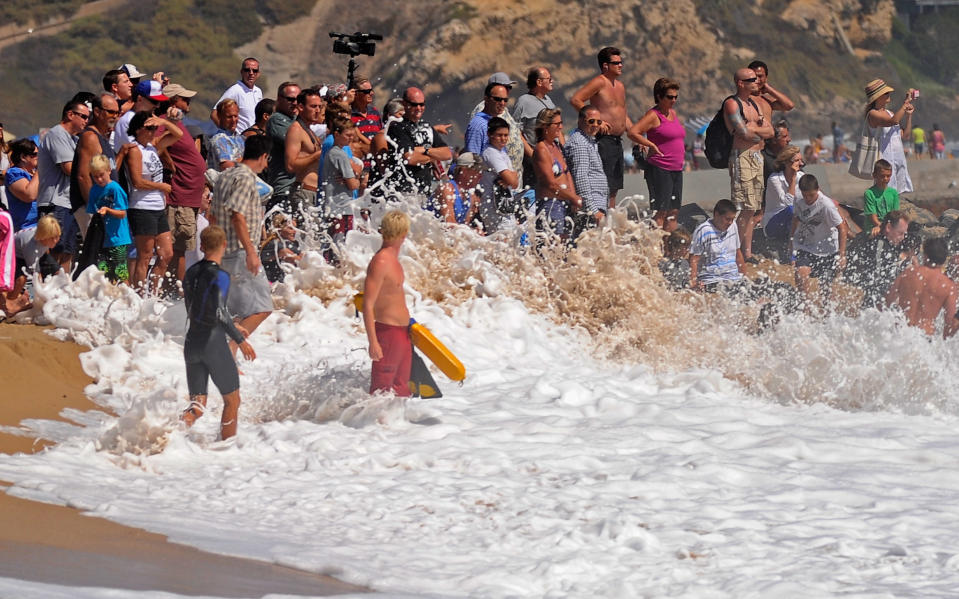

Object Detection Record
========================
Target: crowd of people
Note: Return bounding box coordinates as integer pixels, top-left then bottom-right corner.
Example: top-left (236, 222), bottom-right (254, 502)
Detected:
top-left (1, 50), bottom-right (957, 440)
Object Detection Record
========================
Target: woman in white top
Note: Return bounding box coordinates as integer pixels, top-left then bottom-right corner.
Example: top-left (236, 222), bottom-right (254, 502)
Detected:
top-left (864, 78), bottom-right (915, 194)
top-left (762, 145), bottom-right (804, 242)
top-left (125, 110), bottom-right (181, 294)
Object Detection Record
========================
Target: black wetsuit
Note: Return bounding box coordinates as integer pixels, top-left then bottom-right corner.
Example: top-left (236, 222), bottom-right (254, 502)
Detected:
top-left (183, 259), bottom-right (246, 396)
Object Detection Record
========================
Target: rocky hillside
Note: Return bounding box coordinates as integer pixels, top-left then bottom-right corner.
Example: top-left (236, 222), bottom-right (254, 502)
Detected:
top-left (1, 0), bottom-right (956, 142)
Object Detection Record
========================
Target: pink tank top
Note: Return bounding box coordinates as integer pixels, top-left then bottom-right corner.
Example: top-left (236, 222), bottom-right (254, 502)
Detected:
top-left (646, 108), bottom-right (685, 172)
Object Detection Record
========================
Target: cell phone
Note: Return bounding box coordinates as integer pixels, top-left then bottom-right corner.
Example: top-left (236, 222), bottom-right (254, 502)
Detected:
top-left (911, 89), bottom-right (920, 100)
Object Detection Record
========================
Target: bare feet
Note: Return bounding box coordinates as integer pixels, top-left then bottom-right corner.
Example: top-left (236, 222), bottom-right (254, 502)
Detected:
top-left (2, 291), bottom-right (32, 319)
top-left (181, 398), bottom-right (206, 427)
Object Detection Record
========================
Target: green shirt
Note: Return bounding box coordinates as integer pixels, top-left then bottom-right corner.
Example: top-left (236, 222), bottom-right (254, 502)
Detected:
top-left (862, 185), bottom-right (899, 230)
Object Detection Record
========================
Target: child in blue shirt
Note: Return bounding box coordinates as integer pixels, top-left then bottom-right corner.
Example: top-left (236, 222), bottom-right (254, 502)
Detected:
top-left (87, 154), bottom-right (132, 283)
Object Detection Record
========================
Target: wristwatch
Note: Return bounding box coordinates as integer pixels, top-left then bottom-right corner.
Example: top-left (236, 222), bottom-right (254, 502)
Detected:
top-left (422, 144), bottom-right (432, 156)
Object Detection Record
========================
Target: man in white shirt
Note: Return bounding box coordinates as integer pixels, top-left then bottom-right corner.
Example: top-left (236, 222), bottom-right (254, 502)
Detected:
top-left (211, 58), bottom-right (264, 134)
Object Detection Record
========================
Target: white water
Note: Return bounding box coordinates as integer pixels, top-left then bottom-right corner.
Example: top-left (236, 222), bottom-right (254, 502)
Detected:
top-left (3, 204), bottom-right (959, 598)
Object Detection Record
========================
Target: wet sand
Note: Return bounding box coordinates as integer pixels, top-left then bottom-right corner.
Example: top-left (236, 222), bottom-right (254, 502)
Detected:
top-left (0, 322), bottom-right (366, 597)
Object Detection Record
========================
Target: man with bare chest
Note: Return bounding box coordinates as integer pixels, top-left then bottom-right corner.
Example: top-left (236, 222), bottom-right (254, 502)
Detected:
top-left (724, 68), bottom-right (774, 263)
top-left (572, 46), bottom-right (640, 207)
top-left (284, 88), bottom-right (325, 219)
top-left (363, 211), bottom-right (413, 396)
top-left (885, 237), bottom-right (959, 338)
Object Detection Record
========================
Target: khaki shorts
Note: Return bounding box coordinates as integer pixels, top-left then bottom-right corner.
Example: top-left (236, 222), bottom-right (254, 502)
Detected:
top-left (729, 149), bottom-right (764, 211)
top-left (167, 205), bottom-right (198, 252)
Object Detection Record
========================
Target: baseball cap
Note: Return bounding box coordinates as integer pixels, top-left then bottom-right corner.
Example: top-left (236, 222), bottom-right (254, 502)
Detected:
top-left (136, 80), bottom-right (168, 102)
top-left (488, 72), bottom-right (517, 86)
top-left (119, 63), bottom-right (146, 79)
top-left (162, 83), bottom-right (198, 98)
top-left (456, 152), bottom-right (482, 168)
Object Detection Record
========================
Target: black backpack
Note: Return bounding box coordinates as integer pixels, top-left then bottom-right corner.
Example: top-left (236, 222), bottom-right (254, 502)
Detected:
top-left (704, 95), bottom-right (757, 169)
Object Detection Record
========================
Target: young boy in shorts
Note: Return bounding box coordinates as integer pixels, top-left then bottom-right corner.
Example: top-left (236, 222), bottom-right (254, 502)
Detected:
top-left (862, 159), bottom-right (899, 237)
top-left (789, 174), bottom-right (848, 307)
top-left (181, 225), bottom-right (256, 440)
top-left (362, 210), bottom-right (412, 396)
top-left (87, 154), bottom-right (132, 283)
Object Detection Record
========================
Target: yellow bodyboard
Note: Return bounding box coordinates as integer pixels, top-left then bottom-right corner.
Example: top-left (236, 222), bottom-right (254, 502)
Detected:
top-left (353, 293), bottom-right (466, 381)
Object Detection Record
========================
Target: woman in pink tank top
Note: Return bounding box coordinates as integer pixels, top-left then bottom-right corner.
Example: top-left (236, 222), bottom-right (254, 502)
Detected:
top-left (628, 77), bottom-right (686, 229)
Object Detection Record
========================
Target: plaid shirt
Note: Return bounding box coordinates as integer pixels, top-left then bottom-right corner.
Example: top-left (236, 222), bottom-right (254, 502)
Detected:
top-left (210, 163), bottom-right (263, 253)
top-left (564, 128), bottom-right (608, 213)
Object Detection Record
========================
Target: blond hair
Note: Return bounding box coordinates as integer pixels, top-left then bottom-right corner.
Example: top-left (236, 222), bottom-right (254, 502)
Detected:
top-left (89, 154), bottom-right (112, 174)
top-left (35, 215), bottom-right (62, 242)
top-left (380, 210), bottom-right (410, 242)
top-left (200, 225), bottom-right (227, 253)
top-left (216, 98), bottom-right (238, 117)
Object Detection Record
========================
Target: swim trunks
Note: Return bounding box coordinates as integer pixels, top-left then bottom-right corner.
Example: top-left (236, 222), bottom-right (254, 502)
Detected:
top-left (596, 134), bottom-right (624, 194)
top-left (370, 322), bottom-right (412, 396)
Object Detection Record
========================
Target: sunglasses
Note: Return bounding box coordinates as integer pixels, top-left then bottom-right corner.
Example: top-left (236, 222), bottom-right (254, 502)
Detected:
top-left (586, 118), bottom-right (602, 125)
top-left (73, 111), bottom-right (90, 121)
top-left (242, 67), bottom-right (259, 73)
top-left (355, 88), bottom-right (374, 94)
top-left (665, 94), bottom-right (678, 100)
top-left (144, 125), bottom-right (158, 131)
top-left (740, 77), bottom-right (758, 83)
top-left (405, 101), bottom-right (425, 107)
top-left (607, 60), bottom-right (623, 66)
top-left (550, 121), bottom-right (563, 126)
top-left (100, 107), bottom-right (120, 116)
top-left (26, 151), bottom-right (38, 157)
top-left (281, 95), bottom-right (297, 103)
top-left (489, 96), bottom-right (509, 103)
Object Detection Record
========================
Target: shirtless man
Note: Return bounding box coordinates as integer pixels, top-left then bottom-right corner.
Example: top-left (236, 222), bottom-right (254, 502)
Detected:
top-left (284, 88), bottom-right (325, 219)
top-left (885, 237), bottom-right (959, 338)
top-left (747, 60), bottom-right (794, 125)
top-left (362, 211), bottom-right (413, 396)
top-left (571, 47), bottom-right (652, 207)
top-left (725, 68), bottom-right (774, 264)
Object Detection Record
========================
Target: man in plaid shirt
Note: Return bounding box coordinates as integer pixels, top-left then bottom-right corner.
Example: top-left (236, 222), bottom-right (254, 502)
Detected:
top-left (210, 135), bottom-right (274, 353)
top-left (564, 105), bottom-right (609, 233)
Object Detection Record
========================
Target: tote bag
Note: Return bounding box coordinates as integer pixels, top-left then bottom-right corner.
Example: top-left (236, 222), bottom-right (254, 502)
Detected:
top-left (848, 118), bottom-right (880, 180)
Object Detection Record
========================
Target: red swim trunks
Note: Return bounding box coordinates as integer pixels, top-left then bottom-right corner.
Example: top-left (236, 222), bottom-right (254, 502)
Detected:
top-left (370, 322), bottom-right (412, 396)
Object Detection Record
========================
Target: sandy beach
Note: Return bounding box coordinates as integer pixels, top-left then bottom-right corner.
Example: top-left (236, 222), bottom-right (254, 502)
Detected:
top-left (0, 322), bottom-right (366, 597)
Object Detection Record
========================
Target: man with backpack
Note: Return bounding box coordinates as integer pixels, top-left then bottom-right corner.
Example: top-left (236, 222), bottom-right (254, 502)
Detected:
top-left (724, 68), bottom-right (773, 264)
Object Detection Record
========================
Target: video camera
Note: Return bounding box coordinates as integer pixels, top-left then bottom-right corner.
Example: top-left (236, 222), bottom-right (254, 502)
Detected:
top-left (329, 31), bottom-right (382, 57)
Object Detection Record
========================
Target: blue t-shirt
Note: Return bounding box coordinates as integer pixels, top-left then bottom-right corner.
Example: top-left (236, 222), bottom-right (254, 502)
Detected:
top-left (87, 180), bottom-right (132, 248)
top-left (4, 167), bottom-right (39, 231)
top-left (464, 112), bottom-right (493, 154)
top-left (318, 137), bottom-right (356, 199)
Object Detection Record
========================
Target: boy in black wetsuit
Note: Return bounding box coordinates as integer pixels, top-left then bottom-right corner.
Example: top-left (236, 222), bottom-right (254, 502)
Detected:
top-left (181, 225), bottom-right (256, 439)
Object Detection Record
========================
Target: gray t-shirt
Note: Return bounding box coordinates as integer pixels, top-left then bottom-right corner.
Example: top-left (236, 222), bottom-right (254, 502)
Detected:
top-left (512, 93), bottom-right (555, 144)
top-left (37, 124), bottom-right (76, 209)
top-left (322, 145), bottom-right (356, 216)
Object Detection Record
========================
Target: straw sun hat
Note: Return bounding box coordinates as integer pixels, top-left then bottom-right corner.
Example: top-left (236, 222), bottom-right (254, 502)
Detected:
top-left (865, 78), bottom-right (895, 105)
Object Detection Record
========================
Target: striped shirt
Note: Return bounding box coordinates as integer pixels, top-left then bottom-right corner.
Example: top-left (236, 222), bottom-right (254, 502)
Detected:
top-left (690, 219), bottom-right (742, 284)
top-left (564, 128), bottom-right (609, 213)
